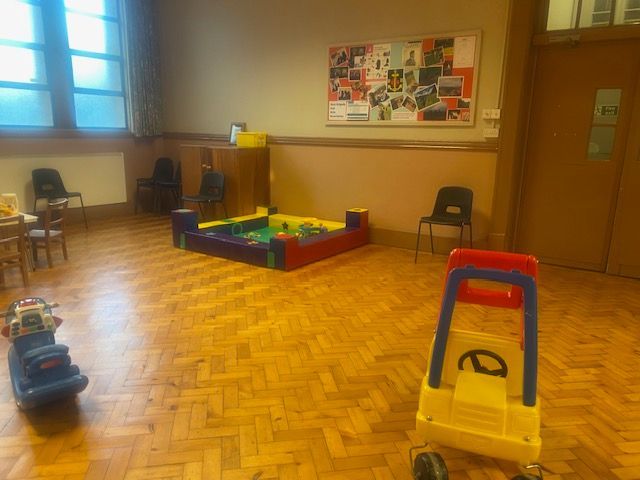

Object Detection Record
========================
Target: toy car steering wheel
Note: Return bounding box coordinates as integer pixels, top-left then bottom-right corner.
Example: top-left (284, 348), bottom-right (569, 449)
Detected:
top-left (457, 349), bottom-right (508, 377)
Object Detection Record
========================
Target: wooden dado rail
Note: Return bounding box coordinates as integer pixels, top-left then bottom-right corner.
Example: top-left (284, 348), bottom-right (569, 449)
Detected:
top-left (164, 132), bottom-right (497, 152)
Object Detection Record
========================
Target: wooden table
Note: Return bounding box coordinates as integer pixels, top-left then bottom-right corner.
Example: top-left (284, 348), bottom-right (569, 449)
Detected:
top-left (22, 213), bottom-right (38, 224)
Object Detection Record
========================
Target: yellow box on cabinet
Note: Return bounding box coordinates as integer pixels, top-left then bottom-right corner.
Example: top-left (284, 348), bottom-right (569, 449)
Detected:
top-left (236, 132), bottom-right (267, 147)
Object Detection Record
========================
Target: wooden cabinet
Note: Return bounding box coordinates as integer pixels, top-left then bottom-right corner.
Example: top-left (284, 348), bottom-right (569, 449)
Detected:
top-left (180, 145), bottom-right (270, 219)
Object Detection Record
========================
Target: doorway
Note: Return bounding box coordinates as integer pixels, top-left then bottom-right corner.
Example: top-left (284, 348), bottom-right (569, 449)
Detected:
top-left (516, 39), bottom-right (640, 274)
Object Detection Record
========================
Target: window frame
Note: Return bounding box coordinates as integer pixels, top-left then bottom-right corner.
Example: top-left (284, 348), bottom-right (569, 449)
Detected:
top-left (0, 0), bottom-right (129, 132)
top-left (543, 0), bottom-right (640, 32)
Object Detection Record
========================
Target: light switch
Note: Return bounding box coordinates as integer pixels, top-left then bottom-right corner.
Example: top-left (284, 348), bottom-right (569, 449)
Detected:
top-left (483, 127), bottom-right (500, 138)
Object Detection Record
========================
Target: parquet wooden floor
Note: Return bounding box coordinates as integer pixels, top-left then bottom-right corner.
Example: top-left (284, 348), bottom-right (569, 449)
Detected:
top-left (1, 214), bottom-right (639, 480)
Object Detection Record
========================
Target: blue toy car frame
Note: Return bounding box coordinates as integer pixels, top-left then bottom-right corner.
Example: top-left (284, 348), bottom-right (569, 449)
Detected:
top-left (1, 298), bottom-right (88, 410)
top-left (428, 267), bottom-right (538, 406)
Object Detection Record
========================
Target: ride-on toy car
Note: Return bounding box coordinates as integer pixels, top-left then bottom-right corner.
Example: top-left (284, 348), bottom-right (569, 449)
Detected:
top-left (1, 298), bottom-right (88, 409)
top-left (413, 249), bottom-right (543, 479)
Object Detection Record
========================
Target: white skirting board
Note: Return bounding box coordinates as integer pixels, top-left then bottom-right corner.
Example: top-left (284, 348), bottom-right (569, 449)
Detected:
top-left (0, 152), bottom-right (127, 211)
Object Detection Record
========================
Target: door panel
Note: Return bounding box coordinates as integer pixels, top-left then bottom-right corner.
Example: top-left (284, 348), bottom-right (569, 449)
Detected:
top-left (516, 41), bottom-right (640, 270)
top-left (608, 71), bottom-right (640, 277)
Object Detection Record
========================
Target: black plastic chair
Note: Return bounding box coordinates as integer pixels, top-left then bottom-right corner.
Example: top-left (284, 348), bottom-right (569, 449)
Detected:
top-left (415, 186), bottom-right (473, 261)
top-left (135, 157), bottom-right (174, 213)
top-left (182, 171), bottom-right (227, 220)
top-left (32, 168), bottom-right (87, 229)
top-left (155, 162), bottom-right (182, 211)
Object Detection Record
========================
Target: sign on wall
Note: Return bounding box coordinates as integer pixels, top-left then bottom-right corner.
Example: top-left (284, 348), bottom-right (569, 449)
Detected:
top-left (327, 31), bottom-right (480, 125)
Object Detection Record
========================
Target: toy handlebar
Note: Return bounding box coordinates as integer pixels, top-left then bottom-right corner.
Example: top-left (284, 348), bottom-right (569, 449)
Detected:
top-left (427, 267), bottom-right (538, 407)
top-left (0, 302), bottom-right (58, 318)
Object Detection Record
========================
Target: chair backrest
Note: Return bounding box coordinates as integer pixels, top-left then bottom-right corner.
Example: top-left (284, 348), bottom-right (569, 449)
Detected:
top-left (152, 157), bottom-right (174, 183)
top-left (44, 198), bottom-right (69, 238)
top-left (0, 214), bottom-right (26, 260)
top-left (431, 186), bottom-right (473, 222)
top-left (32, 168), bottom-right (67, 198)
top-left (199, 171), bottom-right (225, 200)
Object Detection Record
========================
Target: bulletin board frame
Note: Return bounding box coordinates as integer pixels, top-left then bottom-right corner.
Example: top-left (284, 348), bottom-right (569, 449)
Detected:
top-left (326, 30), bottom-right (481, 126)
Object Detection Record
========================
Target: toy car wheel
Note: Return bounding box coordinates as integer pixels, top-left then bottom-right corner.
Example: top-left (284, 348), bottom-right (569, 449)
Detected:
top-left (511, 475), bottom-right (540, 480)
top-left (413, 452), bottom-right (448, 480)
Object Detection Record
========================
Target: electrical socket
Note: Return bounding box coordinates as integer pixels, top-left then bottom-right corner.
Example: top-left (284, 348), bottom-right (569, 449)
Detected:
top-left (483, 127), bottom-right (500, 138)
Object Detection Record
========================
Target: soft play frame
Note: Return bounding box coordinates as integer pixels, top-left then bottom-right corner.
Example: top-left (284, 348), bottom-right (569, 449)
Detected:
top-left (171, 206), bottom-right (368, 270)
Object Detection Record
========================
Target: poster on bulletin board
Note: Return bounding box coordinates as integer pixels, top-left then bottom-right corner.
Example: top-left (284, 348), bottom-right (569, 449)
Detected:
top-left (327, 30), bottom-right (480, 125)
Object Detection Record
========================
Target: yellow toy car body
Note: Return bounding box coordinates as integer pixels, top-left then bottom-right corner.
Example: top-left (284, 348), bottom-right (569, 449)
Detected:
top-left (414, 249), bottom-right (541, 478)
top-left (416, 329), bottom-right (541, 465)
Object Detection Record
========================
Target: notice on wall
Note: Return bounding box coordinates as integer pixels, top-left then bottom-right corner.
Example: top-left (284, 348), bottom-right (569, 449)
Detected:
top-left (327, 31), bottom-right (480, 125)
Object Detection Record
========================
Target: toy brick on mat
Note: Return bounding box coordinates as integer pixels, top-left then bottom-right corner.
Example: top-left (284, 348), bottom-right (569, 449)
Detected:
top-left (346, 208), bottom-right (368, 229)
top-left (269, 234), bottom-right (296, 270)
top-left (186, 231), bottom-right (270, 267)
top-left (171, 209), bottom-right (198, 248)
top-left (260, 205), bottom-right (278, 215)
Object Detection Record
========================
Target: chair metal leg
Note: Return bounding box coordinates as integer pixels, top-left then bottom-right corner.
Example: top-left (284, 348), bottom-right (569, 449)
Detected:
top-left (469, 222), bottom-right (473, 249)
top-left (152, 186), bottom-right (159, 213)
top-left (222, 202), bottom-right (228, 219)
top-left (415, 221), bottom-right (423, 263)
top-left (459, 224), bottom-right (464, 249)
top-left (171, 188), bottom-right (180, 210)
top-left (429, 224), bottom-right (434, 254)
top-left (78, 194), bottom-right (88, 229)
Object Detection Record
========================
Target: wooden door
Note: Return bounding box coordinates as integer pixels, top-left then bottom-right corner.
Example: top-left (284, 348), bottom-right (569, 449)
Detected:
top-left (608, 70), bottom-right (640, 277)
top-left (516, 40), bottom-right (640, 271)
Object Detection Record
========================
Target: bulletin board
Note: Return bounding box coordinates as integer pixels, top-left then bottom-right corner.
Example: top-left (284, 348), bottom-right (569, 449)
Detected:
top-left (327, 30), bottom-right (481, 125)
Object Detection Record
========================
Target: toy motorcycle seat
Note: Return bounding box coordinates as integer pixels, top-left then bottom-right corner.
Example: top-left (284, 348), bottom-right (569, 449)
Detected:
top-left (21, 343), bottom-right (69, 366)
top-left (19, 363), bottom-right (80, 391)
top-left (25, 351), bottom-right (71, 377)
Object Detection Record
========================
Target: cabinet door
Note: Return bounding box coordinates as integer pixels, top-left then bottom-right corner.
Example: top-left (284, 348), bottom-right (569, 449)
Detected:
top-left (180, 146), bottom-right (209, 212)
top-left (210, 147), bottom-right (240, 217)
top-left (187, 146), bottom-right (270, 218)
top-left (236, 148), bottom-right (270, 216)
top-left (253, 147), bottom-right (270, 208)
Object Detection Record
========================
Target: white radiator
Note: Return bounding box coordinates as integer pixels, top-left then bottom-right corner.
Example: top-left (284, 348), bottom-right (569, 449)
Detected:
top-left (0, 152), bottom-right (127, 211)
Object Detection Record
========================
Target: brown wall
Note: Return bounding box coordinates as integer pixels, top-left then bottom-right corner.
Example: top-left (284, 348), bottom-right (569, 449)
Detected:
top-left (164, 136), bottom-right (496, 250)
top-left (2, 0), bottom-right (516, 250)
top-left (157, 0), bottom-right (510, 250)
top-left (157, 0), bottom-right (508, 142)
top-left (0, 134), bottom-right (163, 222)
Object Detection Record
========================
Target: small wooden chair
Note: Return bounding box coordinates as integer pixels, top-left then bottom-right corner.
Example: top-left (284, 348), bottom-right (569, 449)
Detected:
top-left (0, 214), bottom-right (30, 286)
top-left (29, 198), bottom-right (69, 268)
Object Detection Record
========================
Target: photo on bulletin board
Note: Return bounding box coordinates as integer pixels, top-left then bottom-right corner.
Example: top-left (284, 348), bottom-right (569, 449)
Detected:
top-left (326, 30), bottom-right (481, 126)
